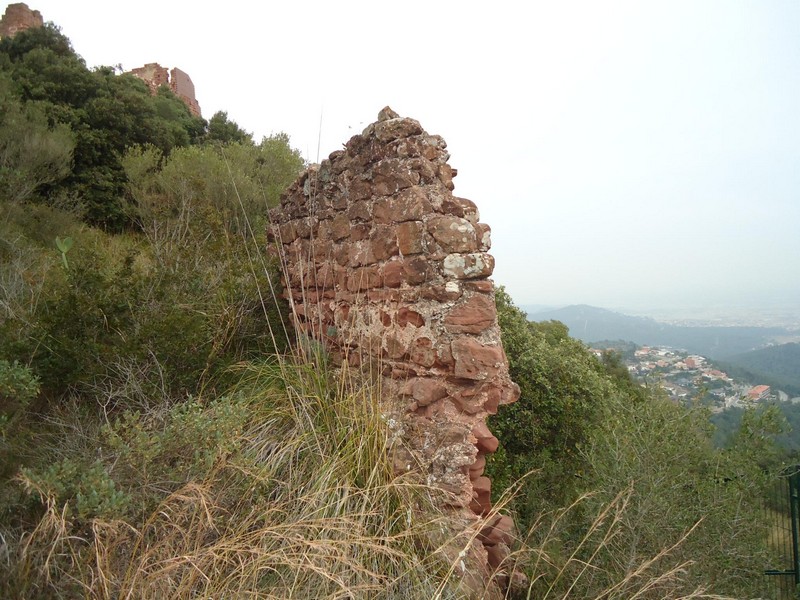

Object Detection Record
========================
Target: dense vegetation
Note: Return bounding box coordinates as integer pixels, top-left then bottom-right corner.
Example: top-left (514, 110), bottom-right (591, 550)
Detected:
top-left (0, 22), bottom-right (787, 600)
top-left (488, 291), bottom-right (779, 598)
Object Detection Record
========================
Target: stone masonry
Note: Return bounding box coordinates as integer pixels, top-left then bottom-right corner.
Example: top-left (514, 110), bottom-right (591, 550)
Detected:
top-left (129, 63), bottom-right (202, 117)
top-left (269, 107), bottom-right (520, 593)
top-left (0, 3), bottom-right (43, 39)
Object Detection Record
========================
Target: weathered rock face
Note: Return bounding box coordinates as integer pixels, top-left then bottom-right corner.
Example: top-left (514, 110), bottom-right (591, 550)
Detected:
top-left (0, 3), bottom-right (43, 39)
top-left (129, 63), bottom-right (202, 117)
top-left (269, 107), bottom-right (520, 593)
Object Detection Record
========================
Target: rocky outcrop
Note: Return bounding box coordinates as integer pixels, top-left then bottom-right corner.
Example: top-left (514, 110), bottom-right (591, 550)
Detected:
top-left (269, 107), bottom-right (520, 594)
top-left (0, 3), bottom-right (43, 38)
top-left (129, 63), bottom-right (202, 117)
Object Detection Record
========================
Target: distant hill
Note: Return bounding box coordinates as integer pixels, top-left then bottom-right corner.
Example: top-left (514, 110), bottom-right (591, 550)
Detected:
top-left (519, 304), bottom-right (560, 316)
top-left (719, 343), bottom-right (800, 396)
top-left (528, 304), bottom-right (788, 359)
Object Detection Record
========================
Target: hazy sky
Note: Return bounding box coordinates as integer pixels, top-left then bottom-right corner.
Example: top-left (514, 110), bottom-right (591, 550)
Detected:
top-left (22, 0), bottom-right (800, 312)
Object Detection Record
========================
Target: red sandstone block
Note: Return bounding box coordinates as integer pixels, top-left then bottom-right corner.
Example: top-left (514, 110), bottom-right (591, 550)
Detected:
top-left (400, 377), bottom-right (448, 406)
top-left (474, 222), bottom-right (492, 251)
top-left (407, 157), bottom-right (438, 185)
top-left (441, 196), bottom-right (479, 221)
top-left (373, 187), bottom-right (432, 223)
top-left (382, 258), bottom-right (405, 288)
top-left (437, 163), bottom-right (456, 191)
top-left (485, 543), bottom-right (511, 570)
top-left (428, 215), bottom-right (478, 254)
top-left (463, 280), bottom-right (494, 293)
top-left (348, 240), bottom-right (378, 267)
top-left (371, 159), bottom-right (420, 196)
top-left (442, 253), bottom-right (495, 280)
top-left (330, 213), bottom-right (350, 240)
top-left (371, 225), bottom-right (400, 261)
top-left (480, 515), bottom-right (515, 547)
top-left (472, 421), bottom-right (500, 453)
top-left (396, 221), bottom-right (426, 255)
top-left (444, 294), bottom-right (496, 334)
top-left (409, 337), bottom-right (436, 367)
top-left (469, 454), bottom-right (486, 479)
top-left (381, 257), bottom-right (431, 287)
top-left (278, 222), bottom-right (298, 243)
top-left (349, 223), bottom-right (371, 242)
top-left (452, 338), bottom-right (503, 381)
top-left (349, 179), bottom-right (373, 201)
top-left (372, 117), bottom-right (424, 142)
top-left (346, 266), bottom-right (381, 292)
top-left (348, 200), bottom-right (372, 222)
top-left (420, 283), bottom-right (463, 302)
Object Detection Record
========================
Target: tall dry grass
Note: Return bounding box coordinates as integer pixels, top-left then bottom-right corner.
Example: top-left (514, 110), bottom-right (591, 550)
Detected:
top-left (3, 356), bottom-right (498, 599)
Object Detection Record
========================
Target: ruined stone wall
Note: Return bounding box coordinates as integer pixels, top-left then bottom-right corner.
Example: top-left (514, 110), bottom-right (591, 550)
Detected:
top-left (129, 63), bottom-right (170, 94)
top-left (129, 62), bottom-right (202, 117)
top-left (170, 67), bottom-right (201, 117)
top-left (269, 108), bottom-right (520, 591)
top-left (0, 3), bottom-right (43, 39)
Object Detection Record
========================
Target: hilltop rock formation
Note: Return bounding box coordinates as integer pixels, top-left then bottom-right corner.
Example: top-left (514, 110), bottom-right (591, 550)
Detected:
top-left (269, 107), bottom-right (520, 595)
top-left (129, 62), bottom-right (202, 117)
top-left (0, 3), bottom-right (43, 38)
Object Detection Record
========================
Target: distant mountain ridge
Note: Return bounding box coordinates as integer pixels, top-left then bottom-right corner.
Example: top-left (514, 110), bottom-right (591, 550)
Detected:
top-left (527, 304), bottom-right (788, 359)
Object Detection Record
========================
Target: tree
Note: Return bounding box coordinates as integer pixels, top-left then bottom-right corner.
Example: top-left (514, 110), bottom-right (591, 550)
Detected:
top-left (0, 25), bottom-right (208, 229)
top-left (206, 110), bottom-right (253, 145)
top-left (0, 74), bottom-right (74, 203)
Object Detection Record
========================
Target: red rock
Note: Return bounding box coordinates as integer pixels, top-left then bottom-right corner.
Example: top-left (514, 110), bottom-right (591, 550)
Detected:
top-left (405, 257), bottom-right (431, 284)
top-left (485, 543), bottom-right (510, 570)
top-left (348, 241), bottom-right (377, 267)
top-left (472, 421), bottom-right (500, 453)
top-left (373, 116), bottom-right (423, 142)
top-left (437, 163), bottom-right (455, 190)
top-left (350, 223), bottom-right (371, 241)
top-left (371, 225), bottom-right (399, 261)
top-left (442, 253), bottom-right (495, 280)
top-left (373, 187), bottom-right (432, 223)
top-left (463, 280), bottom-right (494, 293)
top-left (347, 200), bottom-right (372, 222)
top-left (452, 338), bottom-right (503, 381)
top-left (330, 213), bottom-right (350, 240)
top-left (381, 258), bottom-right (405, 288)
top-left (409, 337), bottom-right (436, 367)
top-left (278, 222), bottom-right (298, 243)
top-left (475, 222), bottom-right (492, 251)
top-left (396, 221), bottom-right (426, 255)
top-left (420, 282), bottom-right (463, 302)
top-left (469, 454), bottom-right (486, 478)
top-left (401, 377), bottom-right (448, 406)
top-left (480, 515), bottom-right (515, 547)
top-left (472, 476), bottom-right (492, 514)
top-left (428, 216), bottom-right (478, 253)
top-left (349, 179), bottom-right (373, 201)
top-left (371, 159), bottom-right (420, 196)
top-left (384, 334), bottom-right (408, 359)
top-left (444, 294), bottom-right (495, 333)
top-left (396, 307), bottom-right (425, 327)
top-left (346, 266), bottom-right (381, 292)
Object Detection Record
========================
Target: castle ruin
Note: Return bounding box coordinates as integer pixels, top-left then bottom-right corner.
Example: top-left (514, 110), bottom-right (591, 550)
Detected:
top-left (270, 107), bottom-right (520, 595)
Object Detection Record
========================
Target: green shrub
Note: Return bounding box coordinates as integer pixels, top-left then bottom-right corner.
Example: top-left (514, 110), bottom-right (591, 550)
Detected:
top-left (0, 359), bottom-right (39, 430)
top-left (20, 458), bottom-right (130, 520)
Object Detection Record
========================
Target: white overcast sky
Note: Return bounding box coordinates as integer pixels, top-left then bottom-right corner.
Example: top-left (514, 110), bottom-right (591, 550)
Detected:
top-left (22, 0), bottom-right (800, 312)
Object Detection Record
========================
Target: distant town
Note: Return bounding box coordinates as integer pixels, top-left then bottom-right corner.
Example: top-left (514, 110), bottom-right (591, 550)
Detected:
top-left (589, 344), bottom-right (800, 412)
